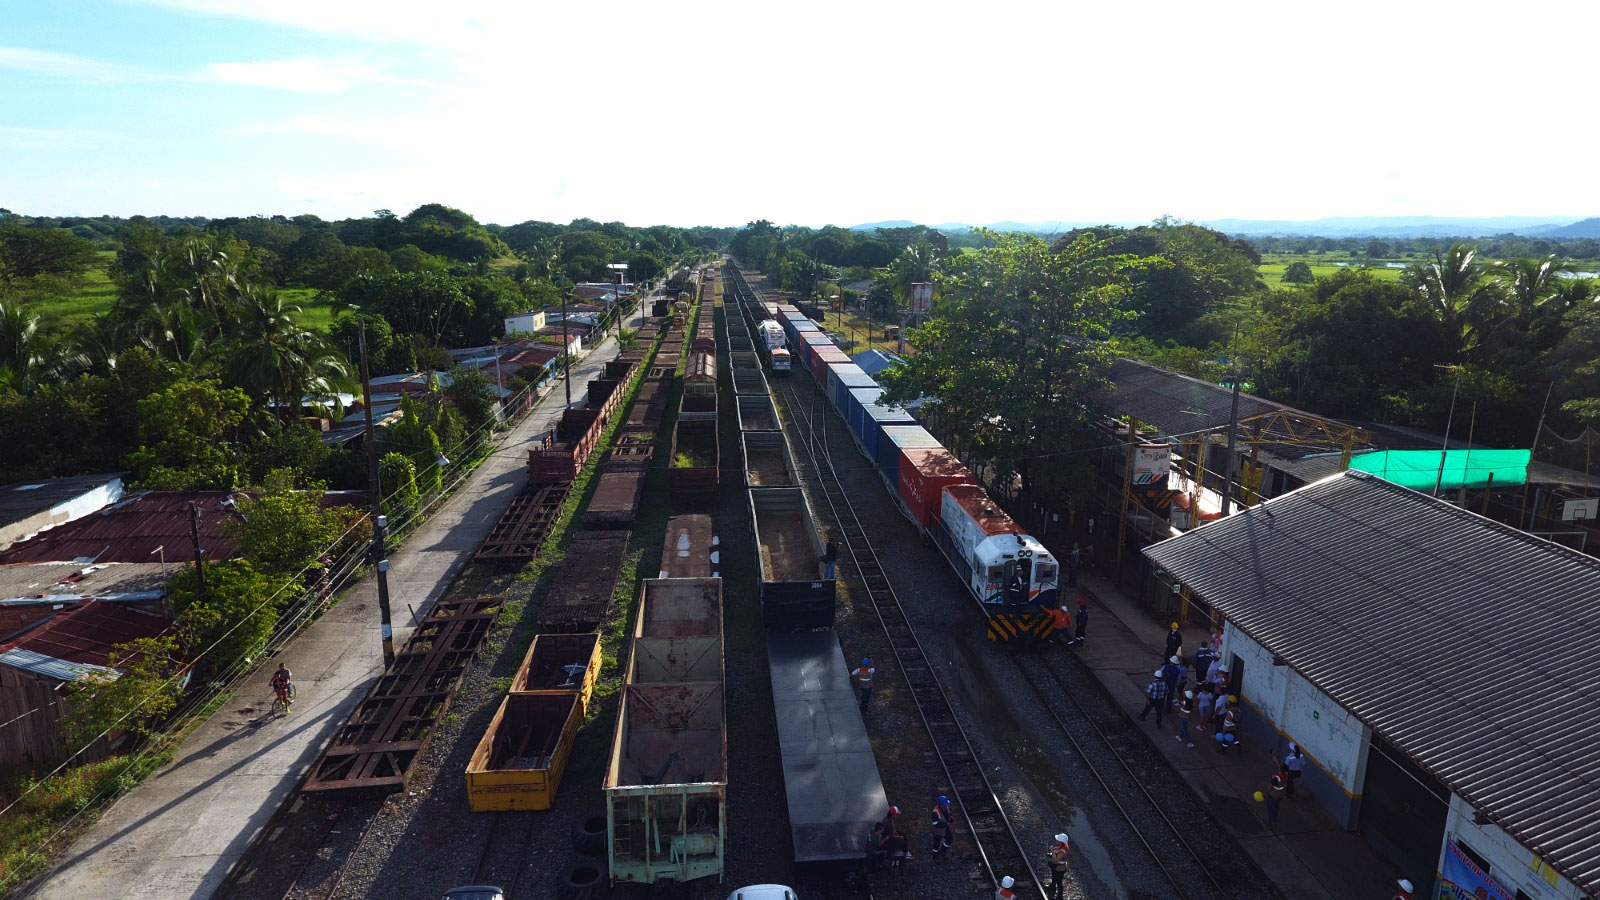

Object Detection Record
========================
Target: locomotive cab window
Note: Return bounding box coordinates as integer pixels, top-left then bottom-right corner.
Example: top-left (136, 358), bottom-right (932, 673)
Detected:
top-left (987, 565), bottom-right (1008, 583)
top-left (1034, 563), bottom-right (1056, 585)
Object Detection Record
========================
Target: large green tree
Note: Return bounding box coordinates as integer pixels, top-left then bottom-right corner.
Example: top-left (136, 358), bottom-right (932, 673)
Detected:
top-left (879, 230), bottom-right (1140, 509)
top-left (0, 225), bottom-right (97, 280)
top-left (124, 378), bottom-right (250, 489)
top-left (171, 560), bottom-right (291, 671)
top-left (214, 286), bottom-right (350, 415)
top-left (224, 469), bottom-right (363, 578)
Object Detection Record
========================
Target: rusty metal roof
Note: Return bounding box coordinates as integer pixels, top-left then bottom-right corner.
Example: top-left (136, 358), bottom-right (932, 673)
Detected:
top-left (1143, 471), bottom-right (1600, 894)
top-left (0, 599), bottom-right (172, 678)
top-left (0, 491), bottom-right (244, 564)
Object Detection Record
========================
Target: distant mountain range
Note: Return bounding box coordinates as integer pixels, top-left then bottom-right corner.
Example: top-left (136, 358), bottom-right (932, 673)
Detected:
top-left (849, 216), bottom-right (1600, 239)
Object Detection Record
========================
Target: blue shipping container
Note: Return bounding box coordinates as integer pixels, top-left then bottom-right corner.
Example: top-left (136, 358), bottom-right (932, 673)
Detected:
top-left (856, 392), bottom-right (915, 461)
top-left (847, 386), bottom-right (882, 441)
top-left (876, 424), bottom-right (941, 476)
top-left (827, 363), bottom-right (877, 414)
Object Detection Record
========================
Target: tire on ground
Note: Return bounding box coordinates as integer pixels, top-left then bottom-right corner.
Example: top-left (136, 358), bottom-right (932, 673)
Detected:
top-left (572, 814), bottom-right (607, 855)
top-left (557, 861), bottom-right (605, 900)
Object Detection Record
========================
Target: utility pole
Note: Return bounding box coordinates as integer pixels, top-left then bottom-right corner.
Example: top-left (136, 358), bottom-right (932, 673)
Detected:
top-left (1221, 375), bottom-right (1243, 517)
top-left (1433, 364), bottom-right (1463, 498)
top-left (358, 322), bottom-right (397, 668)
top-left (188, 503), bottom-right (206, 600)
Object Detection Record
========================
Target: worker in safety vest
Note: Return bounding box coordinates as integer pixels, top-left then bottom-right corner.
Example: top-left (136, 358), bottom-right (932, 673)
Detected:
top-left (852, 657), bottom-right (875, 710)
top-left (1047, 606), bottom-right (1073, 646)
top-left (995, 875), bottom-right (1017, 900)
top-left (1046, 834), bottom-right (1070, 900)
top-left (1392, 878), bottom-right (1414, 900)
top-left (930, 795), bottom-right (952, 855)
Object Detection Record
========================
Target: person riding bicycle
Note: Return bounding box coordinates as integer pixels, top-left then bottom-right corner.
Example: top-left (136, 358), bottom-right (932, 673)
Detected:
top-left (270, 663), bottom-right (293, 710)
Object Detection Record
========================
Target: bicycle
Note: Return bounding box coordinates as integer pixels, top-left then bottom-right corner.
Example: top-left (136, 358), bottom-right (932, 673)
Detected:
top-left (270, 681), bottom-right (296, 717)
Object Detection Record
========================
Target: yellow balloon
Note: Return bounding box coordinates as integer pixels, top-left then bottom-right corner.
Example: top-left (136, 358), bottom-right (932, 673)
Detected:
top-left (1253, 791), bottom-right (1265, 802)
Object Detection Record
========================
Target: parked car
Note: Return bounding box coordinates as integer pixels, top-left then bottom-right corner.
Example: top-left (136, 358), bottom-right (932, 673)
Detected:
top-left (726, 886), bottom-right (797, 900)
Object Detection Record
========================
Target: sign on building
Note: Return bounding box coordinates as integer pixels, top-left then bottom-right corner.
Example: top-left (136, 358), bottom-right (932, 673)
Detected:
top-left (1132, 444), bottom-right (1171, 490)
top-left (910, 282), bottom-right (933, 312)
top-left (1561, 497), bottom-right (1598, 521)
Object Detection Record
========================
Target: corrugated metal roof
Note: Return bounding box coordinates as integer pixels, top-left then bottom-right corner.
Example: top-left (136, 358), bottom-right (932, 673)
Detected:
top-left (0, 598), bottom-right (172, 677)
top-left (0, 561), bottom-right (176, 600)
top-left (0, 648), bottom-right (119, 682)
top-left (1143, 471), bottom-right (1600, 894)
top-left (0, 491), bottom-right (243, 564)
top-left (0, 473), bottom-right (123, 525)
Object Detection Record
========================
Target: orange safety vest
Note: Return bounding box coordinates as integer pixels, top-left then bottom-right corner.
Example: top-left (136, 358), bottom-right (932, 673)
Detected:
top-left (1050, 608), bottom-right (1071, 631)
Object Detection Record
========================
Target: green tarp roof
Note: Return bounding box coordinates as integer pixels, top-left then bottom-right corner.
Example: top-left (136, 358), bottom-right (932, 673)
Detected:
top-left (1347, 449), bottom-right (1530, 490)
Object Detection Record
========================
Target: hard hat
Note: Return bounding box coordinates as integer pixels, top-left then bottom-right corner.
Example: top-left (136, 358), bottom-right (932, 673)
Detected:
top-left (1184, 690), bottom-right (1194, 698)
top-left (1230, 695), bottom-right (1238, 703)
top-left (1054, 833), bottom-right (1069, 845)
top-left (889, 805), bottom-right (901, 816)
top-left (1001, 876), bottom-right (1015, 888)
top-left (938, 795), bottom-right (948, 805)
top-left (862, 657), bottom-right (870, 666)
top-left (1060, 606), bottom-right (1068, 612)
top-left (1170, 655), bottom-right (1181, 664)
top-left (1170, 622), bottom-right (1179, 629)
top-left (1154, 669), bottom-right (1164, 677)
top-left (1398, 879), bottom-right (1414, 892)
top-left (1219, 665), bottom-right (1230, 672)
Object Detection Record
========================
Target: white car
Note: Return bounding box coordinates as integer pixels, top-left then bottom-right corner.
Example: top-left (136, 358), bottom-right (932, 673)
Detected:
top-left (726, 886), bottom-right (798, 900)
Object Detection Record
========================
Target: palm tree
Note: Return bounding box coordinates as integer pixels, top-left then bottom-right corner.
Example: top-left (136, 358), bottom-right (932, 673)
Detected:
top-left (1404, 243), bottom-right (1495, 351)
top-left (1491, 254), bottom-right (1573, 330)
top-left (0, 300), bottom-right (64, 392)
top-left (212, 286), bottom-right (350, 418)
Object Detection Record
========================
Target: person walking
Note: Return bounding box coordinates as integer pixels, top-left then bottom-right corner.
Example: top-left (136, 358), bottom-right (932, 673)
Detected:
top-left (1176, 690), bottom-right (1196, 747)
top-left (852, 657), bottom-right (875, 710)
top-left (1046, 834), bottom-right (1070, 900)
top-left (1138, 669), bottom-right (1168, 728)
top-left (1161, 655), bottom-right (1186, 711)
top-left (1068, 543), bottom-right (1080, 587)
top-left (820, 541), bottom-right (838, 580)
top-left (995, 875), bottom-right (1017, 900)
top-left (1216, 702), bottom-right (1240, 752)
top-left (1209, 627), bottom-right (1224, 655)
top-left (1048, 605), bottom-right (1073, 647)
top-left (930, 795), bottom-right (953, 856)
top-left (1072, 600), bottom-right (1088, 647)
top-left (1284, 743), bottom-right (1305, 799)
top-left (1392, 878), bottom-right (1415, 900)
top-left (1191, 644), bottom-right (1215, 688)
top-left (1264, 772), bottom-right (1285, 828)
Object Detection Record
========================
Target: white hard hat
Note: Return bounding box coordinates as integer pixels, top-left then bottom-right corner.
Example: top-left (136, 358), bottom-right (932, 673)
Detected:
top-left (1154, 669), bottom-right (1164, 677)
top-left (1184, 690), bottom-right (1194, 698)
top-left (1054, 833), bottom-right (1069, 844)
top-left (1398, 879), bottom-right (1414, 892)
top-left (1170, 655), bottom-right (1181, 664)
top-left (1001, 876), bottom-right (1015, 888)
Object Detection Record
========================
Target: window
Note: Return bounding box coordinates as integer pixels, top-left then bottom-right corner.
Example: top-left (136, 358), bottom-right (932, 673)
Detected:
top-left (1456, 840), bottom-right (1491, 875)
top-left (1034, 564), bottom-right (1057, 585)
top-left (1515, 891), bottom-right (1535, 900)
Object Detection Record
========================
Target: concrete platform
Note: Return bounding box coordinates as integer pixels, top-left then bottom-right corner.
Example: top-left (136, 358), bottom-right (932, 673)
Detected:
top-left (27, 306), bottom-right (650, 900)
top-left (1064, 566), bottom-right (1403, 900)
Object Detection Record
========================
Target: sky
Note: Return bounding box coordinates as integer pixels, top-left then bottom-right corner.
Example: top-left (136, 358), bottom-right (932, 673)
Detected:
top-left (2, 0), bottom-right (1598, 228)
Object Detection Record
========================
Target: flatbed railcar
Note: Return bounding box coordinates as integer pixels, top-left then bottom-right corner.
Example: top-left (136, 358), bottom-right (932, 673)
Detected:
top-left (727, 261), bottom-right (1062, 644)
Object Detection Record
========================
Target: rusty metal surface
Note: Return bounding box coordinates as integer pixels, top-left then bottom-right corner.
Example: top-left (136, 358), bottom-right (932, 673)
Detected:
top-left (475, 482), bottom-right (568, 565)
top-left (584, 467), bottom-right (646, 529)
top-left (303, 594), bottom-right (505, 794)
top-left (658, 515), bottom-right (716, 579)
top-left (537, 530), bottom-right (630, 631)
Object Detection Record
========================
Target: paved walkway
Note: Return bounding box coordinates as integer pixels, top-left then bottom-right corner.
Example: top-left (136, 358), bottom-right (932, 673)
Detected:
top-left (29, 306), bottom-right (650, 900)
top-left (1064, 565), bottom-right (1402, 900)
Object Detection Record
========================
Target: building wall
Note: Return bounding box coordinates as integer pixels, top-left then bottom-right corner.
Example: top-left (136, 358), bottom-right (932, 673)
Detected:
top-left (0, 664), bottom-right (70, 764)
top-left (1224, 624), bottom-right (1370, 828)
top-left (1438, 794), bottom-right (1581, 900)
top-left (504, 311), bottom-right (547, 336)
top-left (0, 478), bottom-right (124, 551)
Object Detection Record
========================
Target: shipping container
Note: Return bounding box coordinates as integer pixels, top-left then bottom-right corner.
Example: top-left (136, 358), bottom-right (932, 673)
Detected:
top-left (874, 425), bottom-right (940, 477)
top-left (741, 430), bottom-right (797, 488)
top-left (606, 578), bottom-right (726, 885)
top-left (826, 363), bottom-right (878, 414)
top-left (749, 487), bottom-right (834, 630)
top-left (810, 347), bottom-right (850, 383)
top-left (898, 448), bottom-right (974, 532)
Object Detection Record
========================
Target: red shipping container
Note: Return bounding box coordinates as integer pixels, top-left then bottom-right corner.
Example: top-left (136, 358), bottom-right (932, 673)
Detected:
top-left (898, 447), bottom-right (974, 531)
top-left (812, 347), bottom-right (850, 382)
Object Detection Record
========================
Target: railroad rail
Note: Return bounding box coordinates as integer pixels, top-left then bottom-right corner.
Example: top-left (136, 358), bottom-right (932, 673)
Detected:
top-left (728, 271), bottom-right (1044, 899)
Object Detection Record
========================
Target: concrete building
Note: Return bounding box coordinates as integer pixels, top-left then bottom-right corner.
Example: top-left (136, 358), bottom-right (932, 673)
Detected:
top-left (0, 473), bottom-right (125, 552)
top-left (503, 309), bottom-right (547, 336)
top-left (1144, 471), bottom-right (1599, 900)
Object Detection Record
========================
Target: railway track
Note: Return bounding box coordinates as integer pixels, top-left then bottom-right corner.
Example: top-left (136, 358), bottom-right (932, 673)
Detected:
top-left (726, 271), bottom-right (1043, 899)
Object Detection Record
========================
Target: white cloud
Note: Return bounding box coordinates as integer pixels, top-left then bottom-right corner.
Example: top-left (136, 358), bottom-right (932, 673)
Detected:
top-left (202, 57), bottom-right (398, 93)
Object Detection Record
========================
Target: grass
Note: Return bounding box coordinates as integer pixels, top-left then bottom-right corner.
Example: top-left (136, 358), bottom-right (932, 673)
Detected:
top-left (1257, 253), bottom-right (1405, 287)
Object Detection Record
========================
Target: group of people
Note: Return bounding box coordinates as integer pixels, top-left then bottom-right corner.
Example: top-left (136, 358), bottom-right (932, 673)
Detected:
top-left (869, 800), bottom-right (1073, 900)
top-left (1138, 626), bottom-right (1243, 751)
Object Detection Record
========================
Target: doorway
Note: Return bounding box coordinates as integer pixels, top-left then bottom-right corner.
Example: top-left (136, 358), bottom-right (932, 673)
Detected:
top-left (1359, 735), bottom-right (1448, 898)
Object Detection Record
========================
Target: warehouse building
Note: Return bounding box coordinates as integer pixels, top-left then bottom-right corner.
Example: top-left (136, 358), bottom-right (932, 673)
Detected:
top-left (1144, 471), bottom-right (1598, 900)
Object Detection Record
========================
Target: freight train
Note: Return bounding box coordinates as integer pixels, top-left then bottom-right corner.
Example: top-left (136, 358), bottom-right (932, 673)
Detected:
top-left (728, 262), bottom-right (1063, 643)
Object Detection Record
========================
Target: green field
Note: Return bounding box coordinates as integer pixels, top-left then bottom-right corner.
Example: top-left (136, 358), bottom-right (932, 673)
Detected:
top-left (15, 253), bottom-right (342, 334)
top-left (1258, 253), bottom-right (1406, 287)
